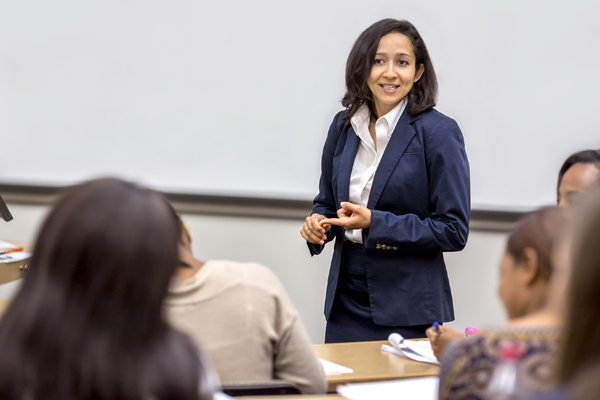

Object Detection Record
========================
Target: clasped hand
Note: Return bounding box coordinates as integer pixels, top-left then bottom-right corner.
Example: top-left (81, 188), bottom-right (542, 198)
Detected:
top-left (301, 202), bottom-right (371, 245)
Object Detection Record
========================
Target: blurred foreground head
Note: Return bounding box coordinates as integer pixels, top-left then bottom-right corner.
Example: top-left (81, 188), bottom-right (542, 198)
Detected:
top-left (558, 187), bottom-right (600, 399)
top-left (498, 206), bottom-right (569, 320)
top-left (0, 177), bottom-right (212, 400)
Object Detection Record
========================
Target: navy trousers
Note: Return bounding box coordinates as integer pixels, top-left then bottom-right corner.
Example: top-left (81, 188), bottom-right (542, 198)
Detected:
top-left (325, 241), bottom-right (431, 343)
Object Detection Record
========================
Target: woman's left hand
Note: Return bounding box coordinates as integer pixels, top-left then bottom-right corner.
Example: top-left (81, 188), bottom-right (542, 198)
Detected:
top-left (320, 202), bottom-right (371, 230)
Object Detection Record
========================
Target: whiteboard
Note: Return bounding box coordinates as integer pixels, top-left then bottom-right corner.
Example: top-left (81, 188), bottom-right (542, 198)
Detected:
top-left (1, 0), bottom-right (599, 210)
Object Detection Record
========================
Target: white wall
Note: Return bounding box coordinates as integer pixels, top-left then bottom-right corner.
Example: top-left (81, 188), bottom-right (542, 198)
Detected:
top-left (1, 0), bottom-right (599, 209)
top-left (0, 202), bottom-right (507, 344)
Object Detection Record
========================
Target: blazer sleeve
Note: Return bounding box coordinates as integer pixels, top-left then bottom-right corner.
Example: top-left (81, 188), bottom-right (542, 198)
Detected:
top-left (364, 118), bottom-right (470, 252)
top-left (307, 112), bottom-right (344, 256)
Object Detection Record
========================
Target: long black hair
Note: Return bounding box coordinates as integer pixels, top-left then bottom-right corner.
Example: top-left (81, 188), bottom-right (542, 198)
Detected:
top-left (0, 178), bottom-right (213, 400)
top-left (341, 18), bottom-right (438, 123)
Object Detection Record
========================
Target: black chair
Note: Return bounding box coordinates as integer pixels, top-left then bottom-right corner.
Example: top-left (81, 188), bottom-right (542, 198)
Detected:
top-left (220, 380), bottom-right (301, 397)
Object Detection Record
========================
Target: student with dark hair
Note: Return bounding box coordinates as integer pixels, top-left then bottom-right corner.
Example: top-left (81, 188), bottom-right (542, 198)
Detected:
top-left (556, 149), bottom-right (600, 207)
top-left (165, 223), bottom-right (327, 394)
top-left (0, 178), bottom-right (216, 400)
top-left (300, 18), bottom-right (470, 342)
top-left (436, 207), bottom-right (569, 400)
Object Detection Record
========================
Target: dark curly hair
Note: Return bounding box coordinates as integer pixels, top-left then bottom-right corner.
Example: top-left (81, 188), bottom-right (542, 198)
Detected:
top-left (341, 19), bottom-right (438, 123)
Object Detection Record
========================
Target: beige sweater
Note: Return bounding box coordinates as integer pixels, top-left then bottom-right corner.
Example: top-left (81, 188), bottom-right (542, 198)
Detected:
top-left (165, 260), bottom-right (327, 394)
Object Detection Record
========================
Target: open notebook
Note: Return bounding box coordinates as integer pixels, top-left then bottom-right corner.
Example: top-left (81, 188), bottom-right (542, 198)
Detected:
top-left (381, 333), bottom-right (439, 365)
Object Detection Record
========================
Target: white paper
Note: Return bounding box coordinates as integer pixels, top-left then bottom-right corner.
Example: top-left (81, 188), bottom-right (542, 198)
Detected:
top-left (0, 252), bottom-right (31, 264)
top-left (337, 376), bottom-right (439, 400)
top-left (0, 240), bottom-right (17, 249)
top-left (384, 333), bottom-right (439, 365)
top-left (319, 358), bottom-right (354, 375)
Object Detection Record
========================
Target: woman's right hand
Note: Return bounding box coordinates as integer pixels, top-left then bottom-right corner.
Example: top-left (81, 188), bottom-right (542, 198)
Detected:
top-left (300, 214), bottom-right (331, 245)
top-left (425, 326), bottom-right (465, 361)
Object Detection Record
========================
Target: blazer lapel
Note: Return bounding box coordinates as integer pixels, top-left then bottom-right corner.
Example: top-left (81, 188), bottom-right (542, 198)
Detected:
top-left (367, 111), bottom-right (417, 209)
top-left (337, 127), bottom-right (360, 205)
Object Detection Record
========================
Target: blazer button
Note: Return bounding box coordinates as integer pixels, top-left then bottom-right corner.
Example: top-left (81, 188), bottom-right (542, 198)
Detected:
top-left (392, 246), bottom-right (398, 251)
top-left (376, 244), bottom-right (382, 249)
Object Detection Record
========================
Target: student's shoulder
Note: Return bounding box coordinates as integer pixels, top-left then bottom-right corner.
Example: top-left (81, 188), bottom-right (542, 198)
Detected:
top-left (444, 326), bottom-right (560, 365)
top-left (207, 260), bottom-right (284, 291)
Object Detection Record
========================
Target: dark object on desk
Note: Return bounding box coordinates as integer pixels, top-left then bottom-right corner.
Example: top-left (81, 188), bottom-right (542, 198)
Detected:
top-left (0, 194), bottom-right (12, 221)
top-left (220, 381), bottom-right (301, 396)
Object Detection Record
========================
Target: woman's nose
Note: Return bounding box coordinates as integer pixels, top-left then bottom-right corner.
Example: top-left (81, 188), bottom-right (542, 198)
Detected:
top-left (383, 64), bottom-right (396, 79)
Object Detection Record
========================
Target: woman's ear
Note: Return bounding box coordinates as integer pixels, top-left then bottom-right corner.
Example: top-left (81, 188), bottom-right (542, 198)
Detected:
top-left (414, 64), bottom-right (425, 83)
top-left (181, 221), bottom-right (192, 246)
top-left (520, 247), bottom-right (541, 285)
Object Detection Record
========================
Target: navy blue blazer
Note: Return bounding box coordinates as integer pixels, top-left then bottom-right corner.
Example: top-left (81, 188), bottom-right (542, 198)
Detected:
top-left (308, 107), bottom-right (470, 326)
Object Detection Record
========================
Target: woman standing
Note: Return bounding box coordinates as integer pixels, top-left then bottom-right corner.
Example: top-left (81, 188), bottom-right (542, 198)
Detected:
top-left (300, 19), bottom-right (470, 343)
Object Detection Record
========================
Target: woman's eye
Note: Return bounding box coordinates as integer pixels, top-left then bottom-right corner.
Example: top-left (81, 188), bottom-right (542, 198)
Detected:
top-left (397, 60), bottom-right (408, 66)
top-left (374, 59), bottom-right (385, 65)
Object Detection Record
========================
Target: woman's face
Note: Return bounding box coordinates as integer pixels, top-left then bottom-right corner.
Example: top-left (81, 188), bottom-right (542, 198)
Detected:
top-left (497, 251), bottom-right (528, 320)
top-left (558, 163), bottom-right (600, 207)
top-left (367, 32), bottom-right (424, 117)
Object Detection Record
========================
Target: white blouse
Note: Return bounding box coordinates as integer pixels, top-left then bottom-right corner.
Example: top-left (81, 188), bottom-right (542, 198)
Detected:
top-left (345, 98), bottom-right (407, 243)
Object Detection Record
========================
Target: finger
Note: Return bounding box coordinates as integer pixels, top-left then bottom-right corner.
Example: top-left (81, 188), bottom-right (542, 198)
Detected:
top-left (337, 208), bottom-right (351, 218)
top-left (321, 218), bottom-right (347, 227)
top-left (301, 225), bottom-right (321, 244)
top-left (300, 224), bottom-right (312, 242)
top-left (306, 225), bottom-right (326, 244)
top-left (310, 213), bottom-right (325, 221)
top-left (318, 221), bottom-right (332, 232)
top-left (340, 201), bottom-right (361, 211)
top-left (300, 222), bottom-right (311, 239)
top-left (307, 215), bottom-right (324, 232)
top-left (425, 327), bottom-right (437, 341)
top-left (308, 218), bottom-right (327, 240)
top-left (308, 216), bottom-right (326, 234)
top-left (305, 218), bottom-right (327, 243)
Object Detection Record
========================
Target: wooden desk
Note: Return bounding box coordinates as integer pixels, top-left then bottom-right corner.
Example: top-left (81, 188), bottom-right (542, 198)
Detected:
top-left (313, 340), bottom-right (439, 392)
top-left (0, 241), bottom-right (32, 285)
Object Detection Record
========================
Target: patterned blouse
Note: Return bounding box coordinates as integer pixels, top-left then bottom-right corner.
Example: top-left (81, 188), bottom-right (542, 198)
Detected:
top-left (438, 327), bottom-right (561, 400)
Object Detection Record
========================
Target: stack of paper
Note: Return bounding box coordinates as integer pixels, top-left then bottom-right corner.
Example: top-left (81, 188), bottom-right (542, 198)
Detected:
top-left (0, 240), bottom-right (30, 264)
top-left (381, 333), bottom-right (439, 364)
top-left (0, 240), bottom-right (17, 250)
top-left (319, 359), bottom-right (353, 375)
top-left (337, 376), bottom-right (439, 400)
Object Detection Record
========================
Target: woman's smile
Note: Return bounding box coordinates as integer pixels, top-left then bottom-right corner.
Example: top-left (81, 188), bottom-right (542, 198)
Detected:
top-left (379, 84), bottom-right (400, 93)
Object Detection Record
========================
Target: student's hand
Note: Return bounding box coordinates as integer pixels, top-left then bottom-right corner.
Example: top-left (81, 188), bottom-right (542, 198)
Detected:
top-left (301, 214), bottom-right (331, 245)
top-left (425, 326), bottom-right (465, 361)
top-left (320, 202), bottom-right (371, 230)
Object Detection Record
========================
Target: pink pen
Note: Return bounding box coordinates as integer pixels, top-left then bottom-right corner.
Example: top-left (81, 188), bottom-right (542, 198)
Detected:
top-left (465, 327), bottom-right (480, 337)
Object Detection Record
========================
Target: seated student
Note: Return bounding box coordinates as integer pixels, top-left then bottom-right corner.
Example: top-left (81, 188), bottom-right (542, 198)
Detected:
top-left (435, 207), bottom-right (568, 400)
top-left (164, 223), bottom-right (327, 394)
top-left (533, 188), bottom-right (600, 400)
top-left (428, 149), bottom-right (600, 357)
top-left (556, 149), bottom-right (600, 207)
top-left (0, 178), bottom-right (218, 400)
